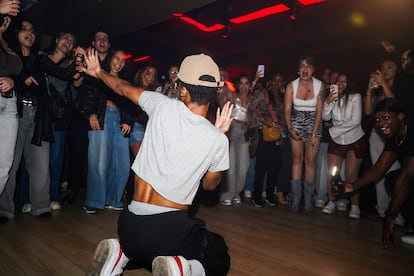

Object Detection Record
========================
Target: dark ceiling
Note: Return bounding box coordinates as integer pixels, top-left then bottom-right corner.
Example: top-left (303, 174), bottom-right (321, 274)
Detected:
top-left (21, 0), bottom-right (414, 84)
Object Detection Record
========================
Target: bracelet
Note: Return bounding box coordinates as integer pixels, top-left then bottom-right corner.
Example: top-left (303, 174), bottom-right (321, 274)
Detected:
top-left (311, 134), bottom-right (317, 138)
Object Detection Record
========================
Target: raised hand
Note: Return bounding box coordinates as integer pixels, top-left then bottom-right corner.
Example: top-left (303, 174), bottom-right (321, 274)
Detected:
top-left (77, 48), bottom-right (101, 79)
top-left (0, 0), bottom-right (20, 16)
top-left (215, 101), bottom-right (233, 133)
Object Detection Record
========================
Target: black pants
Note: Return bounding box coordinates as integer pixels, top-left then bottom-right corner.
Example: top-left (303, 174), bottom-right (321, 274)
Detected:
top-left (253, 134), bottom-right (282, 200)
top-left (118, 208), bottom-right (230, 276)
top-left (385, 169), bottom-right (414, 227)
top-left (67, 117), bottom-right (89, 196)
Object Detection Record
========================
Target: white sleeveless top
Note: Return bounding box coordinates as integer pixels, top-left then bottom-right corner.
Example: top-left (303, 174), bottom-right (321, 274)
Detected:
top-left (292, 77), bottom-right (322, 112)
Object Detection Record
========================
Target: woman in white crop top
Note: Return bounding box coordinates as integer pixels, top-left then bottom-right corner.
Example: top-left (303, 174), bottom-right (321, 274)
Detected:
top-left (284, 56), bottom-right (323, 212)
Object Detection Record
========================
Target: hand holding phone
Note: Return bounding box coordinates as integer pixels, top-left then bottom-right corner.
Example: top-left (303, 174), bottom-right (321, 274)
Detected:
top-left (330, 84), bottom-right (339, 101)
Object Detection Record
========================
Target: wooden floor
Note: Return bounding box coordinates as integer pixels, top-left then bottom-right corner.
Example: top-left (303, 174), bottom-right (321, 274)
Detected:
top-left (1, 193), bottom-right (414, 276)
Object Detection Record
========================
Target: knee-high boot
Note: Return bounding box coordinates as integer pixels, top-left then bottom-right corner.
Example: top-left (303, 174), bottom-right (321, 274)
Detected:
top-left (304, 181), bottom-right (315, 211)
top-left (290, 180), bottom-right (302, 212)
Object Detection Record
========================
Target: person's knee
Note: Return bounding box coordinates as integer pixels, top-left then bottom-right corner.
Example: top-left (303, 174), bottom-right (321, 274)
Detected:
top-left (202, 233), bottom-right (230, 276)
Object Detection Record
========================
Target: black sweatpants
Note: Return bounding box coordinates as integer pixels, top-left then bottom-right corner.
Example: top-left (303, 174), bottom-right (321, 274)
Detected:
top-left (118, 208), bottom-right (230, 276)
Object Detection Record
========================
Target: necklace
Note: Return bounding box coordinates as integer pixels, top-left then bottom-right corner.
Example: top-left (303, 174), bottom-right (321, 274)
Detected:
top-left (396, 124), bottom-right (408, 146)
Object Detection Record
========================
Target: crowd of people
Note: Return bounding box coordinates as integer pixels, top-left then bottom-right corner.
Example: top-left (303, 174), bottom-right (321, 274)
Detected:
top-left (0, 2), bottom-right (414, 275)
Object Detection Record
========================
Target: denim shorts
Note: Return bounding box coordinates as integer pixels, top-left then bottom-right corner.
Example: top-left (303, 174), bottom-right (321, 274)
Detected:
top-left (129, 122), bottom-right (145, 145)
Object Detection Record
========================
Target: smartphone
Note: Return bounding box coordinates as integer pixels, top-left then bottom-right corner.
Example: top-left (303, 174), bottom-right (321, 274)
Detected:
top-left (330, 84), bottom-right (339, 100)
top-left (257, 65), bottom-right (265, 77)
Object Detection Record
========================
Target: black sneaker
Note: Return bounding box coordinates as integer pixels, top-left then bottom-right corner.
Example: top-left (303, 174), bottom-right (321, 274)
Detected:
top-left (264, 196), bottom-right (277, 207)
top-left (83, 205), bottom-right (99, 214)
top-left (252, 198), bottom-right (264, 208)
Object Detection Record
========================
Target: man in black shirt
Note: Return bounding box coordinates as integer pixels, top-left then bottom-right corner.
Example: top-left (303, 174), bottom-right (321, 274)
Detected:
top-left (342, 98), bottom-right (414, 248)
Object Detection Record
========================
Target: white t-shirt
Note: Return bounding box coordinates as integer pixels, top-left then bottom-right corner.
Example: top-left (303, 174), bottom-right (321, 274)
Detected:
top-left (131, 91), bottom-right (229, 205)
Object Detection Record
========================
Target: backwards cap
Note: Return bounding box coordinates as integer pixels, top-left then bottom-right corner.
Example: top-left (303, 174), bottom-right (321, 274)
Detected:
top-left (177, 54), bottom-right (223, 88)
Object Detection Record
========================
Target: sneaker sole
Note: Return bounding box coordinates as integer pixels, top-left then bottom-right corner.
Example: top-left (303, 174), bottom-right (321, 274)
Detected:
top-left (264, 199), bottom-right (277, 207)
top-left (322, 209), bottom-right (334, 214)
top-left (401, 236), bottom-right (414, 246)
top-left (152, 256), bottom-right (183, 276)
top-left (86, 239), bottom-right (122, 276)
top-left (84, 206), bottom-right (98, 214)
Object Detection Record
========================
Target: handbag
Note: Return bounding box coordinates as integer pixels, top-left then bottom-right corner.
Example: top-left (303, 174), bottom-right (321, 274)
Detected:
top-left (261, 103), bottom-right (281, 142)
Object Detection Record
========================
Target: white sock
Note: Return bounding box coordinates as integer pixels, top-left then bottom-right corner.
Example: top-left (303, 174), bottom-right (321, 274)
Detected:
top-left (187, 259), bottom-right (206, 276)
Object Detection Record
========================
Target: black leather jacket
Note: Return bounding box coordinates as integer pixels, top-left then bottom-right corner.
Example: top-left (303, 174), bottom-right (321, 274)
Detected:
top-left (80, 76), bottom-right (134, 130)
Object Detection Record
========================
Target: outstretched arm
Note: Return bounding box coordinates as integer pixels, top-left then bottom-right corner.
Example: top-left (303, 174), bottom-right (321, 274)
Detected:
top-left (79, 48), bottom-right (144, 105)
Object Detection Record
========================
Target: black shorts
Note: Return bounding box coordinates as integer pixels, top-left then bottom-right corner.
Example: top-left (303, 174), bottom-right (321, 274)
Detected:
top-left (328, 135), bottom-right (366, 159)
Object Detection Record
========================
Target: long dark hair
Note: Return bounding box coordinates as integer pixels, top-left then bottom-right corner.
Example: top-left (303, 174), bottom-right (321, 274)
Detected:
top-left (335, 73), bottom-right (356, 111)
top-left (101, 48), bottom-right (128, 79)
top-left (8, 18), bottom-right (38, 58)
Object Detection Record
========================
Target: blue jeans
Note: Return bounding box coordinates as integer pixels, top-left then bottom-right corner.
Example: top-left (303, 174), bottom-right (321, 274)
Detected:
top-left (0, 96), bottom-right (18, 196)
top-left (86, 107), bottom-right (130, 209)
top-left (49, 126), bottom-right (67, 202)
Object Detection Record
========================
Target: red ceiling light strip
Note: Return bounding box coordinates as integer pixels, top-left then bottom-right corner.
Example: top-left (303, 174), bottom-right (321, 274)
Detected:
top-left (229, 4), bottom-right (290, 24)
top-left (133, 55), bottom-right (151, 62)
top-left (298, 0), bottom-right (325, 6)
top-left (174, 1), bottom-right (325, 32)
top-left (123, 54), bottom-right (132, 60)
top-left (178, 16), bottom-right (225, 32)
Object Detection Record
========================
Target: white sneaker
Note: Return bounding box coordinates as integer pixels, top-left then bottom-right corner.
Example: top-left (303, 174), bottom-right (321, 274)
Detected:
top-left (86, 238), bottom-right (129, 276)
top-left (315, 199), bottom-right (325, 208)
top-left (401, 235), bottom-right (414, 246)
top-left (152, 256), bottom-right (191, 276)
top-left (50, 201), bottom-right (62, 211)
top-left (336, 201), bottom-right (348, 212)
top-left (232, 197), bottom-right (241, 205)
top-left (322, 201), bottom-right (335, 214)
top-left (221, 199), bottom-right (232, 206)
top-left (348, 205), bottom-right (360, 219)
top-left (395, 213), bottom-right (405, 226)
top-left (61, 181), bottom-right (68, 192)
top-left (244, 190), bottom-right (252, 199)
top-left (22, 203), bottom-right (31, 213)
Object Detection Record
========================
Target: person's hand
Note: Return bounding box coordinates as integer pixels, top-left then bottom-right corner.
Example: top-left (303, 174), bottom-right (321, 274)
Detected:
top-left (215, 101), bottom-right (233, 133)
top-left (381, 216), bottom-right (396, 249)
top-left (0, 76), bottom-right (14, 93)
top-left (89, 114), bottom-right (100, 130)
top-left (24, 76), bottom-right (39, 87)
top-left (288, 128), bottom-right (300, 141)
top-left (120, 123), bottom-right (131, 136)
top-left (331, 181), bottom-right (354, 198)
top-left (0, 0), bottom-right (20, 16)
top-left (325, 85), bottom-right (338, 104)
top-left (77, 48), bottom-right (102, 79)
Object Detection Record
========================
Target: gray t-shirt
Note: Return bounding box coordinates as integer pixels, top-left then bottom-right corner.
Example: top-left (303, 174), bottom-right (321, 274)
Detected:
top-left (131, 91), bottom-right (229, 205)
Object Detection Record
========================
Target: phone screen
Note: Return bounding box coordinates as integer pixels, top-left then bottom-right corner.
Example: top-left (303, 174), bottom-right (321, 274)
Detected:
top-left (257, 65), bottom-right (265, 77)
